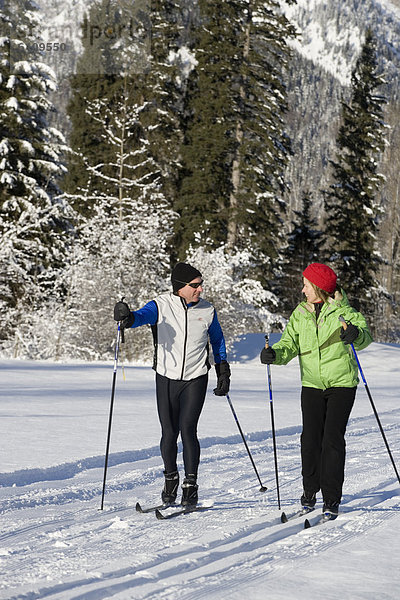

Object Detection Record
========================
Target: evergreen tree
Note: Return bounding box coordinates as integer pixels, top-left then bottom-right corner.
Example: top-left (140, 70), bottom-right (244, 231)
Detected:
top-left (63, 0), bottom-right (128, 211)
top-left (63, 76), bottom-right (177, 359)
top-left (323, 29), bottom-right (387, 312)
top-left (65, 0), bottom-right (184, 216)
top-left (175, 0), bottom-right (296, 282)
top-left (63, 0), bottom-right (181, 358)
top-left (58, 187), bottom-right (174, 361)
top-left (279, 192), bottom-right (324, 314)
top-left (185, 244), bottom-right (285, 348)
top-left (140, 0), bottom-right (186, 204)
top-left (0, 0), bottom-right (70, 349)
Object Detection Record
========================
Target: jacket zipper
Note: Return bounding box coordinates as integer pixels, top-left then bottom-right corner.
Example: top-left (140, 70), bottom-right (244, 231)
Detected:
top-left (180, 298), bottom-right (188, 380)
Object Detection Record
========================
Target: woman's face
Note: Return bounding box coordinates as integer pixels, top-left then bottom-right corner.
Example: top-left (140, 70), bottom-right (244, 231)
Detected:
top-left (302, 278), bottom-right (321, 303)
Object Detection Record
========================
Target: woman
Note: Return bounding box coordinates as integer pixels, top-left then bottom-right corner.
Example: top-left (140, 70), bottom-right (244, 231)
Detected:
top-left (260, 263), bottom-right (372, 517)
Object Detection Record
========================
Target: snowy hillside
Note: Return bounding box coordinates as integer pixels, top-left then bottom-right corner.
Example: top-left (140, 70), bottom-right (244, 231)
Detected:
top-left (1, 337), bottom-right (399, 599)
top-left (281, 0), bottom-right (400, 211)
top-left (283, 0), bottom-right (400, 85)
top-left (35, 0), bottom-right (400, 86)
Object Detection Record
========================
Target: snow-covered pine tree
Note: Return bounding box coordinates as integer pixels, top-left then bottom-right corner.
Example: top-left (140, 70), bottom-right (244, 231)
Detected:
top-left (226, 0), bottom-right (296, 270)
top-left (65, 0), bottom-right (184, 214)
top-left (323, 29), bottom-right (387, 315)
top-left (175, 0), bottom-right (296, 285)
top-left (185, 244), bottom-right (285, 349)
top-left (63, 0), bottom-right (180, 359)
top-left (139, 0), bottom-right (187, 205)
top-left (61, 76), bottom-right (178, 359)
top-left (174, 0), bottom-right (238, 254)
top-left (0, 0), bottom-right (70, 355)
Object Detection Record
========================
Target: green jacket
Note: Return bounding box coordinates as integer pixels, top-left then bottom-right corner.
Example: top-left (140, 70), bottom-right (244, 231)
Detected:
top-left (272, 290), bottom-right (372, 389)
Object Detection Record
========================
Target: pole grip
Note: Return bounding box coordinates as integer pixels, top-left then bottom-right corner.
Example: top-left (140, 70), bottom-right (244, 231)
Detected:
top-left (265, 334), bottom-right (269, 348)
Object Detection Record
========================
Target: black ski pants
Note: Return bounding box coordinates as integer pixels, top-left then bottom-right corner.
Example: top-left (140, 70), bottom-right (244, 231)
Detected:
top-left (301, 386), bottom-right (356, 504)
top-left (156, 373), bottom-right (208, 478)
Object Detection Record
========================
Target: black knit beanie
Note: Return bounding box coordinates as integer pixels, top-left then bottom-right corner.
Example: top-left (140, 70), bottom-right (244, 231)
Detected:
top-left (171, 262), bottom-right (202, 293)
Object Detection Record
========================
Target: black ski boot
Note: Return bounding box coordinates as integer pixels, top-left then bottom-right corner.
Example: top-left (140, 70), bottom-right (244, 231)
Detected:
top-left (181, 476), bottom-right (198, 507)
top-left (322, 500), bottom-right (340, 517)
top-left (161, 470), bottom-right (179, 504)
top-left (301, 490), bottom-right (317, 509)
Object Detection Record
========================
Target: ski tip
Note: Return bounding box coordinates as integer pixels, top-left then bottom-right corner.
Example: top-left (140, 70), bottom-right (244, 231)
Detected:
top-left (135, 502), bottom-right (143, 513)
top-left (155, 509), bottom-right (165, 520)
top-left (281, 511), bottom-right (288, 523)
top-left (304, 518), bottom-right (311, 529)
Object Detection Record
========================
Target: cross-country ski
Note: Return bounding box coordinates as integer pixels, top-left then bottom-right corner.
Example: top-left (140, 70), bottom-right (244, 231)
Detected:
top-left (304, 512), bottom-right (339, 529)
top-left (155, 505), bottom-right (210, 520)
top-left (280, 507), bottom-right (314, 523)
top-left (135, 501), bottom-right (174, 514)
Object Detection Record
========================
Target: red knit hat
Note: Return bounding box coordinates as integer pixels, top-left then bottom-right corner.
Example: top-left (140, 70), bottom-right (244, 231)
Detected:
top-left (302, 263), bottom-right (337, 294)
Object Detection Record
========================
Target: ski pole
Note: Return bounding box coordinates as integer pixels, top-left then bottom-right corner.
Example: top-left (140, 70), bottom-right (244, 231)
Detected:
top-left (100, 321), bottom-right (123, 510)
top-left (226, 393), bottom-right (267, 492)
top-left (339, 315), bottom-right (400, 485)
top-left (265, 334), bottom-right (281, 509)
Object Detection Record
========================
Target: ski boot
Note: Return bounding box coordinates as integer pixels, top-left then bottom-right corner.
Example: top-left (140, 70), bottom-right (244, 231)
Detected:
top-left (301, 490), bottom-right (317, 509)
top-left (322, 500), bottom-right (340, 519)
top-left (181, 476), bottom-right (198, 507)
top-left (161, 470), bottom-right (179, 504)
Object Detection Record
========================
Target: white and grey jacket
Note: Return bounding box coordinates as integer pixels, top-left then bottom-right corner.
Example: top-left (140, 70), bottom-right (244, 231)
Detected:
top-left (129, 292), bottom-right (226, 380)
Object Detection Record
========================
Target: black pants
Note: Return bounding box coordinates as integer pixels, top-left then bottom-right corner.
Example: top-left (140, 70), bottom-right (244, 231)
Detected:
top-left (156, 373), bottom-right (208, 478)
top-left (301, 386), bottom-right (356, 503)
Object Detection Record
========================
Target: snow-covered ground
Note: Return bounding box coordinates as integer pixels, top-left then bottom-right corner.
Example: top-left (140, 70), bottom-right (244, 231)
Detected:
top-left (1, 335), bottom-right (400, 599)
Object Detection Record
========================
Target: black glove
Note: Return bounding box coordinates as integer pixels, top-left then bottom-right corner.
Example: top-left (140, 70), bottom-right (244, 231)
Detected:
top-left (113, 301), bottom-right (135, 328)
top-left (260, 347), bottom-right (276, 364)
top-left (213, 360), bottom-right (231, 396)
top-left (340, 322), bottom-right (359, 345)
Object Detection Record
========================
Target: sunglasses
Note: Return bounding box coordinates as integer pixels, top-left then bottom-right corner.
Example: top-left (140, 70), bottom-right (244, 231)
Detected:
top-left (176, 279), bottom-right (204, 289)
top-left (187, 280), bottom-right (203, 289)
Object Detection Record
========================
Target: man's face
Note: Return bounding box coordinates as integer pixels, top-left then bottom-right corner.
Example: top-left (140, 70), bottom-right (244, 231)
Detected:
top-left (178, 277), bottom-right (204, 303)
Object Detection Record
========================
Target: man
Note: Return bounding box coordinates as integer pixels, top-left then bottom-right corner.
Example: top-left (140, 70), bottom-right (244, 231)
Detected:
top-left (114, 262), bottom-right (230, 507)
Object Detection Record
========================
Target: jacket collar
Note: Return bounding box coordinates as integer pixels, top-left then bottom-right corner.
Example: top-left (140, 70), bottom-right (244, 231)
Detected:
top-left (301, 289), bottom-right (346, 316)
top-left (170, 292), bottom-right (200, 309)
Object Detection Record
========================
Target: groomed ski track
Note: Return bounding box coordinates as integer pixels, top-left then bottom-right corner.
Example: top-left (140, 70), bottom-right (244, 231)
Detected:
top-left (1, 414), bottom-right (399, 599)
top-left (1, 351), bottom-right (400, 599)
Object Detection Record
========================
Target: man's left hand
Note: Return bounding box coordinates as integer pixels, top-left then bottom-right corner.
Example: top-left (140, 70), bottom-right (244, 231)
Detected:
top-left (213, 360), bottom-right (231, 396)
